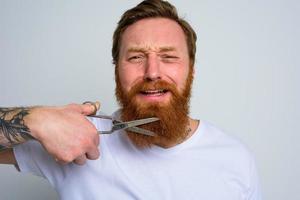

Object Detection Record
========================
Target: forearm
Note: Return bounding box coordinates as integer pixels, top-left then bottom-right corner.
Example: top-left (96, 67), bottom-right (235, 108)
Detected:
top-left (0, 107), bottom-right (34, 151)
top-left (0, 102), bottom-right (100, 165)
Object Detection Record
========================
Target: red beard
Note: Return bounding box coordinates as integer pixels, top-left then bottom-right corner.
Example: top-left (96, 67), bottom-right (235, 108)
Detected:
top-left (115, 69), bottom-right (193, 148)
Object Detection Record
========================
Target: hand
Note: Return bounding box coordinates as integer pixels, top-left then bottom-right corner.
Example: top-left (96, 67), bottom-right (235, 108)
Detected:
top-left (24, 102), bottom-right (100, 165)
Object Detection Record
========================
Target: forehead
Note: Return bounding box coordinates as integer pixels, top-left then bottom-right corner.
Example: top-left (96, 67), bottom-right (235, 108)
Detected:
top-left (120, 18), bottom-right (188, 52)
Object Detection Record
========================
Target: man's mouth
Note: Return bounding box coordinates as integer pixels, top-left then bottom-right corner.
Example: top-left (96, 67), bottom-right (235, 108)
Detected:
top-left (140, 89), bottom-right (169, 96)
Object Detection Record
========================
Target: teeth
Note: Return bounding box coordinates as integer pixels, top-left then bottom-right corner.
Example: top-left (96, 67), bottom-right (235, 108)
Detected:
top-left (145, 90), bottom-right (163, 94)
top-left (141, 89), bottom-right (166, 95)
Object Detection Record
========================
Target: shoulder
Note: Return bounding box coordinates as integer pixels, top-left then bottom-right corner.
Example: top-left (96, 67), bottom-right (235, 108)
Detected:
top-left (199, 121), bottom-right (261, 198)
top-left (200, 120), bottom-right (256, 167)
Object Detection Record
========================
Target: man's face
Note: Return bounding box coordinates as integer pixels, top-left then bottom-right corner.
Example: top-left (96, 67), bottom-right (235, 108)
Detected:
top-left (115, 18), bottom-right (193, 148)
top-left (117, 18), bottom-right (191, 105)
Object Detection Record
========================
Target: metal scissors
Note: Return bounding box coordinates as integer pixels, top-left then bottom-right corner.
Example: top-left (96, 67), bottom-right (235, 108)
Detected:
top-left (89, 114), bottom-right (159, 136)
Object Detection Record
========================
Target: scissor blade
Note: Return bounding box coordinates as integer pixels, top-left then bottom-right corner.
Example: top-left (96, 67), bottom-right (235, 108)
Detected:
top-left (127, 127), bottom-right (156, 136)
top-left (117, 117), bottom-right (160, 129)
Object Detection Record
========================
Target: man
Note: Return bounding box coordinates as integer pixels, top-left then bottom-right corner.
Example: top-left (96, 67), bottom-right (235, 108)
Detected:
top-left (0, 0), bottom-right (261, 199)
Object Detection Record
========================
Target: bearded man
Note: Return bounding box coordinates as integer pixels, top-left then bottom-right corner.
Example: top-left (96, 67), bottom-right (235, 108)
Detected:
top-left (0, 0), bottom-right (261, 199)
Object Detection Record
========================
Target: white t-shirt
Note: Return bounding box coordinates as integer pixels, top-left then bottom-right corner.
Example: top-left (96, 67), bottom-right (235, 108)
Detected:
top-left (14, 116), bottom-right (261, 200)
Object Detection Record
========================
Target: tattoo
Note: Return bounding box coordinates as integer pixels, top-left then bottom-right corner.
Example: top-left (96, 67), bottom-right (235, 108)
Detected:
top-left (0, 107), bottom-right (33, 151)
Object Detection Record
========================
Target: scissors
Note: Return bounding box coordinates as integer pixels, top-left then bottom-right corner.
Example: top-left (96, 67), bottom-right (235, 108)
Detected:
top-left (89, 114), bottom-right (159, 137)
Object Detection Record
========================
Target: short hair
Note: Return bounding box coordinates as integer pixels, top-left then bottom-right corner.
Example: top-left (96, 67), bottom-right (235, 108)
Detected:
top-left (112, 0), bottom-right (197, 67)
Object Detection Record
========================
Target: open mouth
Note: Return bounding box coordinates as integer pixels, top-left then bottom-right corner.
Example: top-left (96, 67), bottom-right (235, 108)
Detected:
top-left (140, 89), bottom-right (169, 96)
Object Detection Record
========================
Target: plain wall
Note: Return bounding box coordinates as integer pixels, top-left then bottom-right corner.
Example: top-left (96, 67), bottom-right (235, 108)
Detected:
top-left (0, 0), bottom-right (299, 199)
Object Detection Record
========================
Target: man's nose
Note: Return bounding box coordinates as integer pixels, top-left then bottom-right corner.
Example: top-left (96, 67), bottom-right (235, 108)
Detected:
top-left (144, 55), bottom-right (161, 81)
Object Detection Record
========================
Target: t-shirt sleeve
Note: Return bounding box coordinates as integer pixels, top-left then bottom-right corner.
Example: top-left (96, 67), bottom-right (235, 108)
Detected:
top-left (246, 154), bottom-right (263, 200)
top-left (13, 140), bottom-right (54, 178)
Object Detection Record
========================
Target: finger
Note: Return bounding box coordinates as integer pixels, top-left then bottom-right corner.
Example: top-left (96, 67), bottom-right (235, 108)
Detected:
top-left (73, 155), bottom-right (87, 165)
top-left (86, 148), bottom-right (100, 160)
top-left (67, 103), bottom-right (83, 113)
top-left (81, 101), bottom-right (100, 115)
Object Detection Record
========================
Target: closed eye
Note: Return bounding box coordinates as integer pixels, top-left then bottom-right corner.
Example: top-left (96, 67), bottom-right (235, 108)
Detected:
top-left (129, 56), bottom-right (140, 60)
top-left (161, 54), bottom-right (179, 62)
top-left (162, 55), bottom-right (178, 58)
top-left (128, 55), bottom-right (144, 63)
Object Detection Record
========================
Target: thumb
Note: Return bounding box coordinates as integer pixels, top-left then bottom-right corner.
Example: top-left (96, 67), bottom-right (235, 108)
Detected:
top-left (81, 101), bottom-right (100, 115)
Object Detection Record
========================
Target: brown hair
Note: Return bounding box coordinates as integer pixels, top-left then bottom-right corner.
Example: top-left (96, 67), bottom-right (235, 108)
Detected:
top-left (112, 0), bottom-right (197, 67)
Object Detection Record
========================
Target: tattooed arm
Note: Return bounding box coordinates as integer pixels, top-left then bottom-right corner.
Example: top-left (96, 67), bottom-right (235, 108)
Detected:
top-left (0, 107), bottom-right (36, 164)
top-left (0, 107), bottom-right (34, 152)
top-left (0, 103), bottom-right (101, 165)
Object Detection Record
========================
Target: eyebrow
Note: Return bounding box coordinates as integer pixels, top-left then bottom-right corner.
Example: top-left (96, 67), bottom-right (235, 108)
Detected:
top-left (127, 46), bottom-right (176, 53)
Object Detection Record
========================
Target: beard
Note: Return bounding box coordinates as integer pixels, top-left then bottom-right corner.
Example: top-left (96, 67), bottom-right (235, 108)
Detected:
top-left (115, 68), bottom-right (194, 148)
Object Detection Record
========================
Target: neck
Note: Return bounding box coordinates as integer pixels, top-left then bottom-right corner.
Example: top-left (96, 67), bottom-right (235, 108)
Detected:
top-left (154, 118), bottom-right (199, 148)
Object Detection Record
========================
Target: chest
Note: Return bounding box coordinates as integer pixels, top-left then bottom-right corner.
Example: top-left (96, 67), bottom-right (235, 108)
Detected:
top-left (56, 150), bottom-right (247, 200)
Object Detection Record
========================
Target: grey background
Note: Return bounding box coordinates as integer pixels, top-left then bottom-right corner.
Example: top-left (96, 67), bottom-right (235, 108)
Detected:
top-left (0, 0), bottom-right (299, 199)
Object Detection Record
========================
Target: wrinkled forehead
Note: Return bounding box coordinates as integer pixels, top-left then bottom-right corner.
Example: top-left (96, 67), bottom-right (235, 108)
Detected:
top-left (126, 45), bottom-right (178, 54)
top-left (119, 18), bottom-right (188, 54)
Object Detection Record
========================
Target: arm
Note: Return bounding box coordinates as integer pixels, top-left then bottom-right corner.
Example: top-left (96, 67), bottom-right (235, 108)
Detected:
top-left (0, 107), bottom-right (33, 164)
top-left (0, 103), bottom-right (100, 165)
top-left (0, 107), bottom-right (33, 151)
top-left (0, 149), bottom-right (16, 164)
